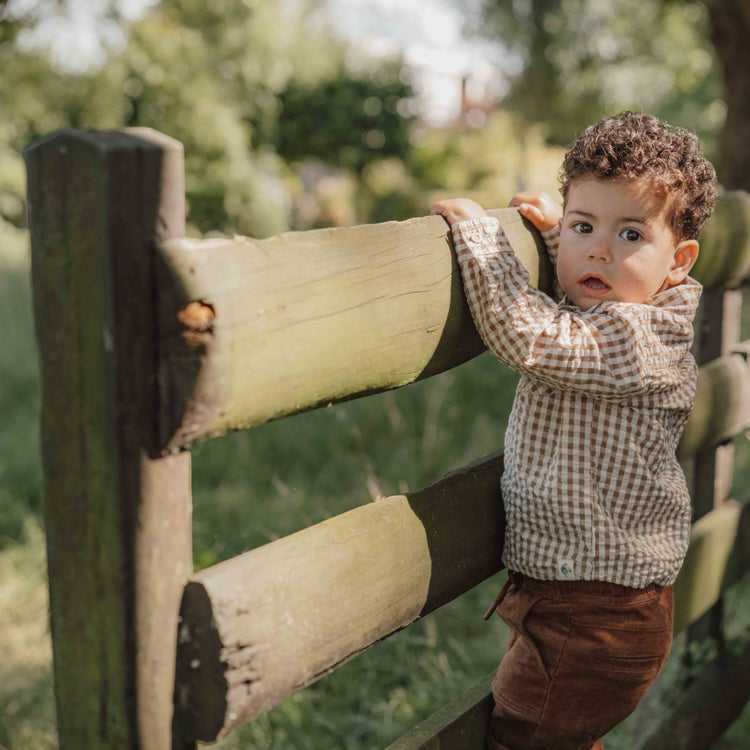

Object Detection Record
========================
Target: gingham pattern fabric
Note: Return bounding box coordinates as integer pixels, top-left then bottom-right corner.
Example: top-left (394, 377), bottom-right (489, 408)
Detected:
top-left (453, 217), bottom-right (701, 587)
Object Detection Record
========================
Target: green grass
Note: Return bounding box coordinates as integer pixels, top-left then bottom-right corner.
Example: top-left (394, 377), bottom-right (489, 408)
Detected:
top-left (5, 216), bottom-right (750, 748)
top-left (0, 261), bottom-right (42, 549)
top-left (0, 522), bottom-right (55, 750)
top-left (0, 223), bottom-right (55, 750)
top-left (190, 352), bottom-right (519, 567)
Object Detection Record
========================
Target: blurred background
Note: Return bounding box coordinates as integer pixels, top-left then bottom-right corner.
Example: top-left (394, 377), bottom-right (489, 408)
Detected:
top-left (2, 0), bottom-right (750, 748)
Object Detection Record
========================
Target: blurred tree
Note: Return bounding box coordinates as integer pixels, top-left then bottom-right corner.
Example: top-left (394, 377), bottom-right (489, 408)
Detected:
top-left (477, 0), bottom-right (732, 179)
top-left (0, 0), bottom-right (141, 68)
top-left (269, 63), bottom-right (415, 175)
top-left (708, 0), bottom-right (750, 190)
top-left (0, 6), bottom-right (130, 229)
top-left (0, 2), bottom-right (24, 45)
top-left (478, 0), bottom-right (750, 191)
top-left (0, 0), bottom-right (419, 237)
top-left (409, 110), bottom-right (563, 197)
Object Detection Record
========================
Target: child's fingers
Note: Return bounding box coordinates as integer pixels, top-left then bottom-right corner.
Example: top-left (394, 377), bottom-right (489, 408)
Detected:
top-left (510, 192), bottom-right (548, 210)
top-left (510, 192), bottom-right (562, 217)
top-left (431, 203), bottom-right (456, 223)
top-left (519, 204), bottom-right (542, 222)
top-left (516, 202), bottom-right (558, 231)
top-left (431, 199), bottom-right (487, 224)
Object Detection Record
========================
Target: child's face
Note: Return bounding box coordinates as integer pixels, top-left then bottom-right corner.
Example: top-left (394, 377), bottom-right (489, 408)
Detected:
top-left (556, 177), bottom-right (699, 311)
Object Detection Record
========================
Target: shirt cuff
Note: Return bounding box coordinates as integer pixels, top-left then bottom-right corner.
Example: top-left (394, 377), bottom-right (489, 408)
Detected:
top-left (451, 216), bottom-right (503, 258)
top-left (540, 225), bottom-right (560, 244)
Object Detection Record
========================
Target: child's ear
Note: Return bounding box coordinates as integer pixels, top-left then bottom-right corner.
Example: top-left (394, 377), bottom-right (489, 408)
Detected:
top-left (667, 239), bottom-right (699, 286)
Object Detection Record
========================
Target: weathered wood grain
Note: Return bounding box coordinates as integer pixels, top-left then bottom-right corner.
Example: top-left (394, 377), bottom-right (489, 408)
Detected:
top-left (156, 208), bottom-right (552, 451)
top-left (26, 130), bottom-right (193, 750)
top-left (175, 453), bottom-right (505, 742)
top-left (690, 290), bottom-right (744, 524)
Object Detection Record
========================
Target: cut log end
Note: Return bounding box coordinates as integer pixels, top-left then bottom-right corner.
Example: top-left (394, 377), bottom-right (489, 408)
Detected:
top-left (174, 581), bottom-right (228, 743)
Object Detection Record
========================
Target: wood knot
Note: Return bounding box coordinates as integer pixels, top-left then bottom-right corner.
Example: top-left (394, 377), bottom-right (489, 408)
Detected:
top-left (178, 301), bottom-right (215, 346)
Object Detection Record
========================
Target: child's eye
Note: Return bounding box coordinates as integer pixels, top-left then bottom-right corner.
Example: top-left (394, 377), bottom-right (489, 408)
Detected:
top-left (573, 222), bottom-right (593, 234)
top-left (620, 228), bottom-right (642, 242)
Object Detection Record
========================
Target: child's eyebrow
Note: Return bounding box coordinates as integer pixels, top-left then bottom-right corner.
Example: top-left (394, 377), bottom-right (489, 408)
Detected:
top-left (566, 209), bottom-right (594, 219)
top-left (567, 209), bottom-right (649, 224)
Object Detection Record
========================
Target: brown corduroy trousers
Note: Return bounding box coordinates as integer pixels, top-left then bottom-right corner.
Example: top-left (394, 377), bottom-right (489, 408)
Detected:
top-left (486, 571), bottom-right (674, 750)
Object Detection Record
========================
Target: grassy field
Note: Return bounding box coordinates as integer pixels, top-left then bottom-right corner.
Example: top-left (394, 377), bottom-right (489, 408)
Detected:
top-left (4, 216), bottom-right (750, 749)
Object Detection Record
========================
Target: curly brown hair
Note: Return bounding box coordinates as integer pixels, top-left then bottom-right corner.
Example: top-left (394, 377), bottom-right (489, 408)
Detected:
top-left (560, 112), bottom-right (717, 240)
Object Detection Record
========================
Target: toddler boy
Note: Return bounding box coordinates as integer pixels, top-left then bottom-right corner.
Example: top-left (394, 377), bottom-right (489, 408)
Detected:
top-left (431, 112), bottom-right (717, 750)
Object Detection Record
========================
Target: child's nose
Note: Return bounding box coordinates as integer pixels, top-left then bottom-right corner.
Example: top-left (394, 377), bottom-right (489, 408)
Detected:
top-left (588, 240), bottom-right (612, 261)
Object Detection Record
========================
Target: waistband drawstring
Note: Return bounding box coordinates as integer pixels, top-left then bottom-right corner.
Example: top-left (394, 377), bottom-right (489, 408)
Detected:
top-left (483, 576), bottom-right (513, 621)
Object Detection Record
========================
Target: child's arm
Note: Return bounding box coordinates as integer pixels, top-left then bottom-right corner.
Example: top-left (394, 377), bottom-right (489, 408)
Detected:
top-left (433, 194), bottom-right (562, 267)
top-left (432, 199), bottom-right (698, 400)
top-left (509, 192), bottom-right (562, 269)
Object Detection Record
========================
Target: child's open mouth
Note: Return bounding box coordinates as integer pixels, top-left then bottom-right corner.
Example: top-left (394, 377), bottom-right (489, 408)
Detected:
top-left (581, 276), bottom-right (611, 292)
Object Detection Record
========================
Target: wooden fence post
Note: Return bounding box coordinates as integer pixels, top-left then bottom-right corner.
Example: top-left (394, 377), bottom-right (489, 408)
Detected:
top-left (25, 130), bottom-right (193, 750)
top-left (687, 288), bottom-right (743, 646)
top-left (693, 289), bottom-right (743, 513)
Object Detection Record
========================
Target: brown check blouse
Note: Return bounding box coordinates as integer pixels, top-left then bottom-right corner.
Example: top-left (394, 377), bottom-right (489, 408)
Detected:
top-left (453, 217), bottom-right (701, 587)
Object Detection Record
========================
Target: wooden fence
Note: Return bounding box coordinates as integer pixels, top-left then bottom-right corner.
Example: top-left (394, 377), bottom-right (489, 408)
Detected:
top-left (25, 129), bottom-right (750, 749)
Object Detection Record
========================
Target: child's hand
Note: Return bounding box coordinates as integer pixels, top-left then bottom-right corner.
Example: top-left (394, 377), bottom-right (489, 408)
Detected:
top-left (509, 192), bottom-right (563, 232)
top-left (431, 199), bottom-right (487, 226)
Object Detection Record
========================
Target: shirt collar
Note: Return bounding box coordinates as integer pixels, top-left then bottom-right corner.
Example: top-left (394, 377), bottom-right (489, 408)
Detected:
top-left (559, 276), bottom-right (702, 320)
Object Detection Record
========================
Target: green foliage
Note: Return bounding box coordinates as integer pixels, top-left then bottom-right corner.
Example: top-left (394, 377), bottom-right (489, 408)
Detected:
top-left (0, 235), bottom-right (40, 549)
top-left (409, 111), bottom-right (564, 199)
top-left (0, 0), bottom-right (422, 237)
top-left (103, 0), bottom-right (352, 236)
top-left (478, 0), bottom-right (724, 157)
top-left (190, 354), bottom-right (519, 564)
top-left (0, 0), bottom-right (735, 237)
top-left (270, 63), bottom-right (415, 174)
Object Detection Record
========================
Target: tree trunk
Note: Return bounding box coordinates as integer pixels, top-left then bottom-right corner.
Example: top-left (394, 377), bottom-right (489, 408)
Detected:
top-left (709, 0), bottom-right (750, 190)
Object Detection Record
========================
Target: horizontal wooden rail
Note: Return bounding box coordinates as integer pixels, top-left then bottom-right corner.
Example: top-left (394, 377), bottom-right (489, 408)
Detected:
top-left (677, 350), bottom-right (750, 460)
top-left (386, 673), bottom-right (494, 750)
top-left (155, 209), bottom-right (550, 451)
top-left (387, 494), bottom-right (750, 750)
top-left (175, 453), bottom-right (505, 742)
top-left (155, 192), bottom-right (750, 453)
top-left (672, 497), bottom-right (750, 632)
top-left (692, 191), bottom-right (750, 290)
